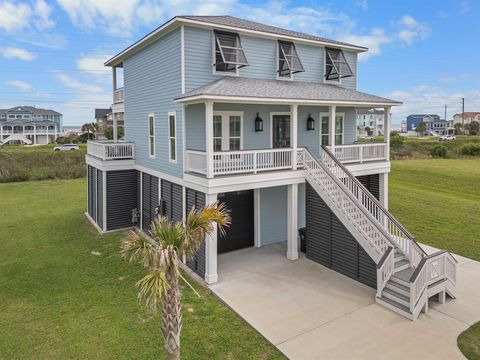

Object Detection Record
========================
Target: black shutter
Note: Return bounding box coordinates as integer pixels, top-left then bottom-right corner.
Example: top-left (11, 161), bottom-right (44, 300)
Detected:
top-left (185, 188), bottom-right (206, 278)
top-left (96, 169), bottom-right (103, 228)
top-left (142, 173), bottom-right (159, 230)
top-left (106, 170), bottom-right (138, 231)
top-left (356, 174), bottom-right (380, 201)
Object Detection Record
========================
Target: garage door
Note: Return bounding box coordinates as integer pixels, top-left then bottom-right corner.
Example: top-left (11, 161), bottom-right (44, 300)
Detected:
top-left (217, 190), bottom-right (254, 254)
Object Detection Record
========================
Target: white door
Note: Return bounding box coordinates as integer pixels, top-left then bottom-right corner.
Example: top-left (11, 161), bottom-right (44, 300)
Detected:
top-left (213, 113), bottom-right (242, 152)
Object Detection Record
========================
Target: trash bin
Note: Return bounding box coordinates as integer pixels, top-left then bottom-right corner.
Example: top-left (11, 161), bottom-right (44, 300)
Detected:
top-left (298, 227), bottom-right (306, 253)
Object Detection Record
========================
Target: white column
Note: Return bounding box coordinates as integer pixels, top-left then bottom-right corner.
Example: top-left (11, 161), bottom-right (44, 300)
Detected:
top-left (205, 101), bottom-right (214, 179)
top-left (287, 183), bottom-right (299, 260)
top-left (291, 104), bottom-right (298, 170)
top-left (204, 192), bottom-right (218, 284)
top-left (379, 172), bottom-right (389, 209)
top-left (254, 188), bottom-right (261, 247)
top-left (102, 171), bottom-right (107, 232)
top-left (328, 105), bottom-right (336, 152)
top-left (113, 112), bottom-right (118, 142)
top-left (384, 106), bottom-right (391, 160)
top-left (112, 67), bottom-right (117, 92)
top-left (33, 125), bottom-right (36, 144)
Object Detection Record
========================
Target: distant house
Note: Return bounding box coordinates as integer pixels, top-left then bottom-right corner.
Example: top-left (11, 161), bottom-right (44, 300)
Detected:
top-left (453, 112), bottom-right (480, 126)
top-left (400, 120), bottom-right (407, 133)
top-left (406, 114), bottom-right (448, 135)
top-left (95, 107), bottom-right (124, 139)
top-left (356, 108), bottom-right (385, 136)
top-left (0, 106), bottom-right (63, 145)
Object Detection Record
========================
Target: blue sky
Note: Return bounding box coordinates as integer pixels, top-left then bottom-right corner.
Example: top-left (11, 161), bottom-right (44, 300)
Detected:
top-left (0, 0), bottom-right (478, 125)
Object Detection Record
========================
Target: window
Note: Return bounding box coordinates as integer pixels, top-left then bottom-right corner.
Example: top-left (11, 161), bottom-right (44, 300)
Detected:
top-left (213, 115), bottom-right (222, 152)
top-left (8, 115), bottom-right (15, 119)
top-left (320, 113), bottom-right (344, 145)
top-left (320, 114), bottom-right (329, 145)
top-left (214, 30), bottom-right (248, 74)
top-left (168, 112), bottom-right (176, 162)
top-left (325, 47), bottom-right (353, 81)
top-left (229, 116), bottom-right (241, 150)
top-left (212, 112), bottom-right (243, 151)
top-left (278, 41), bottom-right (304, 78)
top-left (148, 113), bottom-right (155, 158)
top-left (335, 115), bottom-right (344, 145)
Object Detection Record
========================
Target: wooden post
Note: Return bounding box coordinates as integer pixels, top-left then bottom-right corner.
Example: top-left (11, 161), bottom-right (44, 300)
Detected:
top-left (205, 101), bottom-right (214, 179)
top-left (329, 105), bottom-right (336, 153)
top-left (287, 183), bottom-right (299, 260)
top-left (205, 192), bottom-right (218, 283)
top-left (384, 106), bottom-right (391, 160)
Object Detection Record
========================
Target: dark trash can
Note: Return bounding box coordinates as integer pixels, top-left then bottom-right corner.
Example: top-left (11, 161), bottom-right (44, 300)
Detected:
top-left (298, 227), bottom-right (306, 253)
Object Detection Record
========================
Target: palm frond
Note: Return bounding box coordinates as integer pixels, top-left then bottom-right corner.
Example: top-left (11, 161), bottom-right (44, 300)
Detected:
top-left (150, 217), bottom-right (185, 249)
top-left (136, 269), bottom-right (169, 312)
top-left (121, 230), bottom-right (158, 269)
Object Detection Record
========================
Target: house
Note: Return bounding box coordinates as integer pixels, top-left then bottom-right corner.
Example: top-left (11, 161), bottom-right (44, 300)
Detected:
top-left (85, 15), bottom-right (457, 320)
top-left (95, 108), bottom-right (125, 139)
top-left (406, 114), bottom-right (449, 135)
top-left (356, 108), bottom-right (385, 136)
top-left (453, 112), bottom-right (480, 126)
top-left (400, 120), bottom-right (407, 133)
top-left (0, 106), bottom-right (63, 145)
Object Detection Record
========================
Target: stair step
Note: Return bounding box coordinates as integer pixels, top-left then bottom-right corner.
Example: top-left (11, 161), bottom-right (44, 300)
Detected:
top-left (394, 252), bottom-right (404, 259)
top-left (394, 259), bottom-right (410, 271)
top-left (385, 280), bottom-right (410, 297)
top-left (377, 296), bottom-right (412, 318)
top-left (382, 287), bottom-right (410, 308)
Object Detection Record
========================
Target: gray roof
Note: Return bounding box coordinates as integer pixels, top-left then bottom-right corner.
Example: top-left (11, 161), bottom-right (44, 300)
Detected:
top-left (178, 16), bottom-right (366, 50)
top-left (176, 77), bottom-right (401, 105)
top-left (356, 109), bottom-right (385, 115)
top-left (95, 108), bottom-right (111, 119)
top-left (0, 106), bottom-right (61, 116)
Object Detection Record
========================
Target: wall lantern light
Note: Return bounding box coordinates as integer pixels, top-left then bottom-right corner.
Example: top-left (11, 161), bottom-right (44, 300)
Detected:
top-left (255, 113), bottom-right (263, 132)
top-left (307, 113), bottom-right (315, 130)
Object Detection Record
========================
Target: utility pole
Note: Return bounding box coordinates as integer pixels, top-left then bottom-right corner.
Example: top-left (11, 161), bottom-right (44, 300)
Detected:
top-left (462, 97), bottom-right (465, 135)
top-left (444, 105), bottom-right (447, 135)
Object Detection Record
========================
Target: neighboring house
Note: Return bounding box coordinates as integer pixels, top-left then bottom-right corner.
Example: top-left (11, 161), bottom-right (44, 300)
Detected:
top-left (85, 15), bottom-right (456, 320)
top-left (400, 120), bottom-right (407, 133)
top-left (406, 114), bottom-right (449, 135)
top-left (63, 126), bottom-right (82, 136)
top-left (0, 106), bottom-right (63, 145)
top-left (356, 108), bottom-right (385, 136)
top-left (453, 112), bottom-right (480, 126)
top-left (95, 108), bottom-right (125, 139)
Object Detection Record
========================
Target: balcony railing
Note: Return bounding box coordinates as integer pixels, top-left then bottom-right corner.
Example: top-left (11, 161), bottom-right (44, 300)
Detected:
top-left (87, 140), bottom-right (134, 160)
top-left (333, 143), bottom-right (387, 164)
top-left (113, 88), bottom-right (124, 104)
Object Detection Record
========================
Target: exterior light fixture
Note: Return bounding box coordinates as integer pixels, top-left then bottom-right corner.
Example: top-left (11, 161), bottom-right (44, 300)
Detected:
top-left (307, 113), bottom-right (315, 130)
top-left (255, 113), bottom-right (263, 132)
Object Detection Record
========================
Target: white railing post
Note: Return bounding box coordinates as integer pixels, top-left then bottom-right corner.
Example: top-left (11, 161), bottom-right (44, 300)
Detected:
top-left (384, 106), bottom-right (391, 160)
top-left (205, 101), bottom-right (214, 179)
top-left (359, 144), bottom-right (364, 163)
top-left (329, 106), bottom-right (336, 152)
top-left (291, 104), bottom-right (298, 170)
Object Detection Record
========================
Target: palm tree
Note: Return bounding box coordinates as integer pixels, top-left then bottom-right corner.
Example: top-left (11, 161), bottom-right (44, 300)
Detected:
top-left (81, 122), bottom-right (98, 140)
top-left (121, 202), bottom-right (230, 360)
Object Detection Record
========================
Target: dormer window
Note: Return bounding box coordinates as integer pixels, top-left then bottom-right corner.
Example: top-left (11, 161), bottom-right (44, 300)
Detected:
top-left (325, 47), bottom-right (353, 81)
top-left (213, 30), bottom-right (248, 74)
top-left (278, 41), bottom-right (304, 78)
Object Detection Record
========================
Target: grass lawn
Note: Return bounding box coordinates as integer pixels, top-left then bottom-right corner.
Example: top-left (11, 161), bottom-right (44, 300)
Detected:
top-left (0, 179), bottom-right (284, 359)
top-left (389, 158), bottom-right (480, 360)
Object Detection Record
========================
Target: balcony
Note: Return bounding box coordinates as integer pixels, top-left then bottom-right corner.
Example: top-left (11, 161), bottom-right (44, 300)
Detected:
top-left (113, 88), bottom-right (124, 104)
top-left (333, 143), bottom-right (388, 164)
top-left (87, 140), bottom-right (134, 160)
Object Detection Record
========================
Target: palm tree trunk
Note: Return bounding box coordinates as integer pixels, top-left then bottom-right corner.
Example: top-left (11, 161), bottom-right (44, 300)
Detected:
top-left (162, 274), bottom-right (182, 360)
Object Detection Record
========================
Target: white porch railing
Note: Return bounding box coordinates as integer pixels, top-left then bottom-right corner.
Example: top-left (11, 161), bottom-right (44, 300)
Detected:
top-left (113, 88), bottom-right (124, 104)
top-left (376, 247), bottom-right (395, 298)
top-left (186, 148), bottom-right (297, 176)
top-left (87, 140), bottom-right (134, 160)
top-left (333, 143), bottom-right (387, 163)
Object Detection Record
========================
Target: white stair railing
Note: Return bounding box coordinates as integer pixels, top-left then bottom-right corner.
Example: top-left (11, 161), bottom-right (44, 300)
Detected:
top-left (377, 247), bottom-right (395, 297)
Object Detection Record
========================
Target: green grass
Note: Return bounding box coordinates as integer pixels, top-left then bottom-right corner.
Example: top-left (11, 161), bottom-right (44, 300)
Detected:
top-left (0, 179), bottom-right (284, 359)
top-left (392, 135), bottom-right (480, 159)
top-left (458, 322), bottom-right (480, 360)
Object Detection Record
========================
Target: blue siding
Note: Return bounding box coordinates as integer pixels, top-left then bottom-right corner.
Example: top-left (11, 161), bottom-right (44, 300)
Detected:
top-left (185, 103), bottom-right (206, 151)
top-left (297, 105), bottom-right (328, 156)
top-left (260, 185), bottom-right (287, 245)
top-left (341, 51), bottom-right (357, 90)
top-left (124, 28), bottom-right (184, 178)
top-left (240, 36), bottom-right (277, 79)
top-left (293, 44), bottom-right (323, 83)
top-left (338, 107), bottom-right (357, 145)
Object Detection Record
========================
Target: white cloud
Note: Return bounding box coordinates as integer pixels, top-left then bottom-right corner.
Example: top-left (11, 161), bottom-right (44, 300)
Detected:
top-left (0, 0), bottom-right (54, 32)
top-left (459, 1), bottom-right (469, 14)
top-left (339, 28), bottom-right (391, 61)
top-left (395, 15), bottom-right (430, 45)
top-left (55, 72), bottom-right (104, 93)
top-left (76, 53), bottom-right (112, 76)
top-left (6, 80), bottom-right (32, 90)
top-left (0, 46), bottom-right (36, 61)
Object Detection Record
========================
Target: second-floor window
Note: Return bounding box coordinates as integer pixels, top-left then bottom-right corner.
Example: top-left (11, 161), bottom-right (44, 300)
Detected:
top-left (148, 113), bottom-right (155, 158)
top-left (168, 112), bottom-right (176, 162)
top-left (325, 47), bottom-right (353, 81)
top-left (213, 30), bottom-right (248, 74)
top-left (278, 41), bottom-right (304, 78)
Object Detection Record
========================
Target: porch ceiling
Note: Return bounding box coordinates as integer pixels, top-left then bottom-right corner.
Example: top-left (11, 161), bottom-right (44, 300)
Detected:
top-left (176, 77), bottom-right (402, 107)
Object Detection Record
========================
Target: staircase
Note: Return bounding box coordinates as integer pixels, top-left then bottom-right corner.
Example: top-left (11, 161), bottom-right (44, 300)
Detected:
top-left (1, 134), bottom-right (32, 145)
top-left (301, 146), bottom-right (457, 320)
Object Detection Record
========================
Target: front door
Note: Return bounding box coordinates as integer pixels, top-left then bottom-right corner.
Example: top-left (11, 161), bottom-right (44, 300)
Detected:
top-left (272, 114), bottom-right (291, 148)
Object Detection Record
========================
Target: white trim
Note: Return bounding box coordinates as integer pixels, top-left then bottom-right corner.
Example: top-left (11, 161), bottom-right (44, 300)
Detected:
top-left (102, 171), bottom-right (107, 232)
top-left (204, 192), bottom-right (218, 284)
top-left (168, 111), bottom-right (177, 163)
top-left (211, 31), bottom-right (239, 77)
top-left (212, 110), bottom-right (244, 151)
top-left (287, 183), bottom-right (299, 260)
top-left (105, 18), bottom-right (367, 66)
top-left (269, 111), bottom-right (291, 148)
top-left (177, 95), bottom-right (400, 107)
top-left (139, 171), bottom-right (143, 230)
top-left (148, 113), bottom-right (155, 158)
top-left (254, 188), bottom-right (261, 247)
top-left (181, 25), bottom-right (185, 94)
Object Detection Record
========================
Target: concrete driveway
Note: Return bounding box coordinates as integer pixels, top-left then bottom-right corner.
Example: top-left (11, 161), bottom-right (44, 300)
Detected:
top-left (209, 242), bottom-right (480, 360)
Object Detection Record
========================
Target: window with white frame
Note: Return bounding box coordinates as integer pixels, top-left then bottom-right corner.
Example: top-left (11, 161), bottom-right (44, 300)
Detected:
top-left (212, 112), bottom-right (243, 151)
top-left (229, 115), bottom-right (241, 150)
top-left (168, 112), bottom-right (176, 162)
top-left (320, 114), bottom-right (329, 145)
top-left (325, 47), bottom-right (353, 81)
top-left (278, 41), bottom-right (304, 78)
top-left (319, 113), bottom-right (344, 145)
top-left (148, 113), bottom-right (155, 158)
top-left (213, 115), bottom-right (222, 152)
top-left (335, 115), bottom-right (344, 145)
top-left (213, 30), bottom-right (248, 74)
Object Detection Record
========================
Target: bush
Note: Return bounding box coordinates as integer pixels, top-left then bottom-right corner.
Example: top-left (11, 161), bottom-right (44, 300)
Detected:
top-left (460, 143), bottom-right (480, 156)
top-left (104, 126), bottom-right (125, 140)
top-left (429, 145), bottom-right (448, 158)
top-left (390, 135), bottom-right (405, 149)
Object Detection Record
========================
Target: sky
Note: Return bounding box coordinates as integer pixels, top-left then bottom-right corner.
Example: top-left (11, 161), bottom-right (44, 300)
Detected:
top-left (0, 0), bottom-right (479, 126)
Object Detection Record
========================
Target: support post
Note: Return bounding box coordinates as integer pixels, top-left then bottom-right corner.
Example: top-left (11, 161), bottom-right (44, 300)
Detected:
top-left (204, 192), bottom-right (218, 284)
top-left (329, 105), bottom-right (336, 153)
top-left (287, 183), bottom-right (299, 260)
top-left (291, 104), bottom-right (298, 170)
top-left (112, 67), bottom-right (117, 92)
top-left (205, 101), bottom-right (214, 179)
top-left (254, 188), bottom-right (261, 247)
top-left (384, 106), bottom-right (391, 160)
top-left (113, 112), bottom-right (118, 142)
top-left (438, 290), bottom-right (446, 304)
top-left (379, 172), bottom-right (389, 209)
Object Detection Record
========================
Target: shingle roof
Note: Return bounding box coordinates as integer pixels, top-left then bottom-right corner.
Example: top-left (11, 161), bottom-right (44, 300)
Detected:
top-left (176, 77), bottom-right (401, 105)
top-left (178, 15), bottom-right (366, 50)
top-left (95, 108), bottom-right (111, 119)
top-left (453, 112), bottom-right (480, 117)
top-left (0, 106), bottom-right (61, 115)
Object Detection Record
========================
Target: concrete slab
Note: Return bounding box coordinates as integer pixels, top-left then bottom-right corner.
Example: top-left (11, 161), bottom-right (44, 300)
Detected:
top-left (210, 242), bottom-right (479, 360)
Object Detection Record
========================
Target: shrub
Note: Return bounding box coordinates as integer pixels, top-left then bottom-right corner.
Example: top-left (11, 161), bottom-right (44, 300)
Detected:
top-left (390, 135), bottom-right (405, 149)
top-left (429, 145), bottom-right (448, 158)
top-left (460, 143), bottom-right (480, 156)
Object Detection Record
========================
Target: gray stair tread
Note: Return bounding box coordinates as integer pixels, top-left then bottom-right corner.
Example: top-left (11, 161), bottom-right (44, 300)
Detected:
top-left (394, 259), bottom-right (409, 267)
top-left (387, 280), bottom-right (410, 293)
top-left (378, 296), bottom-right (411, 314)
top-left (393, 267), bottom-right (415, 281)
top-left (383, 287), bottom-right (410, 303)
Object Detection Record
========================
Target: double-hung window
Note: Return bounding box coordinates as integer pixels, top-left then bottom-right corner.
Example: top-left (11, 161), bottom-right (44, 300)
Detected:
top-left (168, 112), bottom-right (176, 162)
top-left (213, 30), bottom-right (248, 74)
top-left (320, 113), bottom-right (344, 145)
top-left (212, 112), bottom-right (243, 151)
top-left (278, 41), bottom-right (304, 78)
top-left (325, 47), bottom-right (353, 81)
top-left (148, 113), bottom-right (155, 158)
